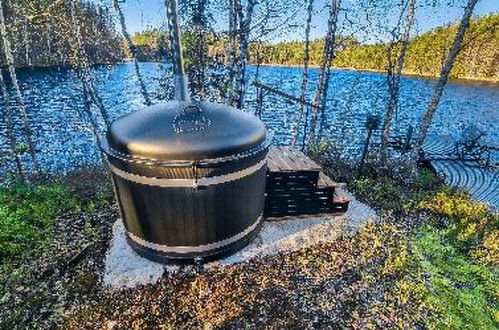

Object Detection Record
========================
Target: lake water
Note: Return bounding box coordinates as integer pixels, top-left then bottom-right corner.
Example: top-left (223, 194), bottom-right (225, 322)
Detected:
top-left (1, 62), bottom-right (498, 173)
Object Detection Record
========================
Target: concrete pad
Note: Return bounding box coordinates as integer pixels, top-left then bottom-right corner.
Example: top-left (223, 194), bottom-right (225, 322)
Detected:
top-left (102, 191), bottom-right (377, 290)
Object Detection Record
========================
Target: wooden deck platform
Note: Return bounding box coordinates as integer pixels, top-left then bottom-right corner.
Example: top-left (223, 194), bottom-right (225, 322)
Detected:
top-left (423, 135), bottom-right (499, 210)
top-left (265, 147), bottom-right (350, 217)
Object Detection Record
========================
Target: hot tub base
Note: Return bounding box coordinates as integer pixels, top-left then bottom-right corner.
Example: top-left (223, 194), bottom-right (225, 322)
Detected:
top-left (125, 217), bottom-right (263, 264)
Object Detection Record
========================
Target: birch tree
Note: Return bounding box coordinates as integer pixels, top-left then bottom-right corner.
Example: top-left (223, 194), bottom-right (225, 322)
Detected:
top-left (413, 0), bottom-right (478, 155)
top-left (379, 0), bottom-right (416, 165)
top-left (0, 69), bottom-right (23, 177)
top-left (227, 0), bottom-right (238, 103)
top-left (232, 0), bottom-right (256, 109)
top-left (0, 0), bottom-right (38, 171)
top-left (69, 0), bottom-right (110, 128)
top-left (113, 0), bottom-right (151, 106)
top-left (306, 0), bottom-right (341, 147)
top-left (291, 0), bottom-right (314, 147)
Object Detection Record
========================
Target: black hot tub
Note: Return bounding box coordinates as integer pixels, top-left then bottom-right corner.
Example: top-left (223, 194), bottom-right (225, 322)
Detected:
top-left (101, 101), bottom-right (268, 263)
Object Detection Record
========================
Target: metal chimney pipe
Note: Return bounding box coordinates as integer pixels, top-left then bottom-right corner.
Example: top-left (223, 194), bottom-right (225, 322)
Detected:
top-left (165, 0), bottom-right (190, 102)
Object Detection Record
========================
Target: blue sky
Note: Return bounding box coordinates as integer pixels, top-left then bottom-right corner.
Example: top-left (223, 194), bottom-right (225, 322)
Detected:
top-left (113, 0), bottom-right (499, 43)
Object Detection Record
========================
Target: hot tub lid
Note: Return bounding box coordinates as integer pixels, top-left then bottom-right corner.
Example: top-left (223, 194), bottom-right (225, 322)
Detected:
top-left (104, 100), bottom-right (267, 161)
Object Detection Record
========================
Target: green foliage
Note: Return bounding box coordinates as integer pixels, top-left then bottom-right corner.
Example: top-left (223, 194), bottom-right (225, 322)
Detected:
top-left (0, 183), bottom-right (80, 261)
top-left (129, 29), bottom-right (169, 62)
top-left (349, 177), bottom-right (405, 213)
top-left (420, 188), bottom-right (499, 259)
top-left (253, 14), bottom-right (499, 81)
top-left (411, 225), bottom-right (499, 329)
top-left (413, 168), bottom-right (442, 191)
top-left (5, 0), bottom-right (123, 68)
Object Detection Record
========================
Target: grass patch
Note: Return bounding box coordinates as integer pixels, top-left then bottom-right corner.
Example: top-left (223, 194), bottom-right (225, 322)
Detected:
top-left (0, 182), bottom-right (81, 262)
top-left (411, 225), bottom-right (499, 329)
top-left (349, 168), bottom-right (442, 215)
top-left (0, 168), bottom-right (114, 267)
top-left (420, 188), bottom-right (499, 264)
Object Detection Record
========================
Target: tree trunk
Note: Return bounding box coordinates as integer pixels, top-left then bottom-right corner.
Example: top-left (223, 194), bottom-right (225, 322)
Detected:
top-left (0, 69), bottom-right (23, 177)
top-left (0, 0), bottom-right (39, 171)
top-left (413, 0), bottom-right (478, 155)
top-left (113, 0), bottom-right (151, 106)
top-left (307, 0), bottom-right (341, 148)
top-left (190, 0), bottom-right (209, 97)
top-left (69, 0), bottom-right (110, 128)
top-left (291, 0), bottom-right (314, 147)
top-left (380, 0), bottom-right (416, 165)
top-left (227, 0), bottom-right (239, 104)
top-left (233, 0), bottom-right (256, 109)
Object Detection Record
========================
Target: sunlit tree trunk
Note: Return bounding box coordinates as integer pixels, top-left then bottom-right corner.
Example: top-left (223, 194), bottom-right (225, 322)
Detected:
top-left (380, 0), bottom-right (416, 165)
top-left (291, 0), bottom-right (314, 147)
top-left (69, 0), bottom-right (110, 127)
top-left (413, 0), bottom-right (478, 156)
top-left (233, 0), bottom-right (256, 109)
top-left (113, 0), bottom-right (151, 106)
top-left (190, 0), bottom-right (209, 97)
top-left (307, 0), bottom-right (341, 147)
top-left (0, 69), bottom-right (23, 177)
top-left (227, 0), bottom-right (238, 104)
top-left (0, 0), bottom-right (39, 171)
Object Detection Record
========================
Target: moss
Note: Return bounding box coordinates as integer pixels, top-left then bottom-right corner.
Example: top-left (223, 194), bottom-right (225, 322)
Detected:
top-left (68, 269), bottom-right (100, 295)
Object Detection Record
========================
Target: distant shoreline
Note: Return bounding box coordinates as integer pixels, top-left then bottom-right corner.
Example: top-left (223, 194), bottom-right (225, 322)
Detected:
top-left (8, 60), bottom-right (498, 85)
top-left (251, 62), bottom-right (499, 85)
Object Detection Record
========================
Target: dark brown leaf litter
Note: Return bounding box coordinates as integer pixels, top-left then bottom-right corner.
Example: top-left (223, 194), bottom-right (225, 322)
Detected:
top-left (61, 224), bottom-right (428, 329)
top-left (0, 206), bottom-right (117, 329)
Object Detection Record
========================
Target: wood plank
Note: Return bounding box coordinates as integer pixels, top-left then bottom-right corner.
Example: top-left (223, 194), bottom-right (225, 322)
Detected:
top-left (277, 147), bottom-right (299, 170)
top-left (280, 147), bottom-right (314, 171)
top-left (270, 147), bottom-right (294, 172)
top-left (317, 172), bottom-right (333, 188)
top-left (266, 147), bottom-right (322, 173)
top-left (288, 148), bottom-right (321, 171)
top-left (266, 148), bottom-right (281, 172)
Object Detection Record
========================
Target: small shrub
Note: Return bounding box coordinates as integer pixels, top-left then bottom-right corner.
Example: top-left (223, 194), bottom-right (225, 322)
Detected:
top-left (420, 189), bottom-right (498, 254)
top-left (472, 229), bottom-right (499, 266)
top-left (349, 177), bottom-right (404, 213)
top-left (413, 168), bottom-right (442, 191)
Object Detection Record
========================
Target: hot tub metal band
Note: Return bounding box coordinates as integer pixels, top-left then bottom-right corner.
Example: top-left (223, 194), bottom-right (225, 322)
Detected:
top-left (126, 214), bottom-right (263, 253)
top-left (107, 158), bottom-right (266, 187)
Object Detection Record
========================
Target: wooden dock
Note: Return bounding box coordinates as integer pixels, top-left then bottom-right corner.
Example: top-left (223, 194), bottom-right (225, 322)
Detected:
top-left (423, 135), bottom-right (499, 210)
top-left (265, 147), bottom-right (350, 218)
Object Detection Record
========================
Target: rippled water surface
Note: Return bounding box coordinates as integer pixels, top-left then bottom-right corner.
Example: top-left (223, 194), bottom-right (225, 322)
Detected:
top-left (1, 63), bottom-right (498, 172)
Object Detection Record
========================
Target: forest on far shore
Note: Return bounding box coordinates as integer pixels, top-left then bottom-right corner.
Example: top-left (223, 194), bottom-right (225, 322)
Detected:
top-left (2, 0), bottom-right (498, 82)
top-left (249, 14), bottom-right (499, 81)
top-left (130, 13), bottom-right (498, 81)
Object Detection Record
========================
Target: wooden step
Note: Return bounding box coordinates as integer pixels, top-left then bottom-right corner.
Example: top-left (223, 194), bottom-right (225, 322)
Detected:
top-left (265, 146), bottom-right (351, 217)
top-left (267, 147), bottom-right (321, 173)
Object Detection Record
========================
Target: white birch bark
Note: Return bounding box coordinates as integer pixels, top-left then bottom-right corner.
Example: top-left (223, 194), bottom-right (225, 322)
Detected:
top-left (113, 0), bottom-right (151, 106)
top-left (291, 0), bottom-right (314, 147)
top-left (414, 0), bottom-right (478, 155)
top-left (307, 0), bottom-right (341, 147)
top-left (380, 0), bottom-right (416, 165)
top-left (0, 69), bottom-right (23, 176)
top-left (0, 0), bottom-right (38, 171)
top-left (233, 0), bottom-right (256, 109)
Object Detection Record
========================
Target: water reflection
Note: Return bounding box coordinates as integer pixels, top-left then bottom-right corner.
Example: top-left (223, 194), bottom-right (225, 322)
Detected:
top-left (0, 63), bottom-right (497, 173)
